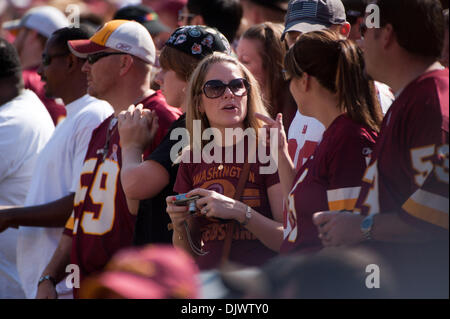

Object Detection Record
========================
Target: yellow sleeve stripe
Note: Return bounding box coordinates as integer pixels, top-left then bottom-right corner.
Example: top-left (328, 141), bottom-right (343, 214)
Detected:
top-left (402, 189), bottom-right (449, 229)
top-left (327, 187), bottom-right (361, 211)
top-left (328, 198), bottom-right (358, 211)
top-left (66, 211), bottom-right (75, 230)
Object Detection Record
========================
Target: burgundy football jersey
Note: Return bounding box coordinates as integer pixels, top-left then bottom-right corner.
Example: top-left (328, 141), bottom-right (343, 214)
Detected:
top-left (355, 69), bottom-right (449, 229)
top-left (281, 114), bottom-right (377, 254)
top-left (64, 91), bottom-right (181, 297)
top-left (354, 69), bottom-right (449, 297)
top-left (174, 143), bottom-right (279, 270)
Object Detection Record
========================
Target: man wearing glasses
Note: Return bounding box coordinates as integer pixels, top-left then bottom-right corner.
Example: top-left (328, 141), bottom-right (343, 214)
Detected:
top-left (35, 20), bottom-right (181, 299)
top-left (0, 26), bottom-right (113, 300)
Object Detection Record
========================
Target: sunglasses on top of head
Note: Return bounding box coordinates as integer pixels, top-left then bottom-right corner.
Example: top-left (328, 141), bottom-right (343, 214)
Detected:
top-left (202, 78), bottom-right (250, 99)
top-left (87, 51), bottom-right (129, 65)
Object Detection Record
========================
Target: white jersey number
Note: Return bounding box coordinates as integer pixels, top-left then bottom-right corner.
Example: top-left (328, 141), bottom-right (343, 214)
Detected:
top-left (74, 159), bottom-right (119, 235)
top-left (360, 160), bottom-right (380, 216)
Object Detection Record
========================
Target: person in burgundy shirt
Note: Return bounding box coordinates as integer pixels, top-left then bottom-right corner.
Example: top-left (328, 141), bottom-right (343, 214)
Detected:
top-left (312, 0), bottom-right (449, 298)
top-left (4, 6), bottom-right (69, 125)
top-left (166, 53), bottom-right (284, 270)
top-left (259, 29), bottom-right (382, 254)
top-left (36, 20), bottom-right (181, 299)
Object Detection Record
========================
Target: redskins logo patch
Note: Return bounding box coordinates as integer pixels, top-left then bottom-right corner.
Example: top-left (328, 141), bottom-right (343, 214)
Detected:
top-left (175, 34), bottom-right (187, 45)
top-left (188, 27), bottom-right (201, 37)
top-left (191, 43), bottom-right (202, 55)
top-left (201, 35), bottom-right (214, 48)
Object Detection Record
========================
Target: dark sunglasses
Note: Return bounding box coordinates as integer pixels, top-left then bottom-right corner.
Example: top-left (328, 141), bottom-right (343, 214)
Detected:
top-left (202, 78), bottom-right (250, 99)
top-left (42, 52), bottom-right (69, 66)
top-left (87, 52), bottom-right (129, 65)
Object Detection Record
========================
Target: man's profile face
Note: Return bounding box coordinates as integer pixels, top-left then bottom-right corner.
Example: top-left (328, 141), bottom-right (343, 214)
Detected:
top-left (13, 27), bottom-right (30, 57)
top-left (37, 37), bottom-right (69, 99)
top-left (359, 22), bottom-right (382, 82)
top-left (81, 50), bottom-right (121, 100)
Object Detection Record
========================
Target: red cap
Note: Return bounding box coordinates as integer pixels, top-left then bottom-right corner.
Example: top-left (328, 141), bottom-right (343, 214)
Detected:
top-left (79, 245), bottom-right (200, 299)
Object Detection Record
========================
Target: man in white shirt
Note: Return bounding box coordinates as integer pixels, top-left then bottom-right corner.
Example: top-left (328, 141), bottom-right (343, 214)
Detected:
top-left (0, 27), bottom-right (113, 299)
top-left (0, 38), bottom-right (55, 298)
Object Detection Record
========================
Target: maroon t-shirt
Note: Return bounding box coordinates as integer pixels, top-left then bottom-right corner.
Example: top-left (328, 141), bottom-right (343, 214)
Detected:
top-left (64, 91), bottom-right (181, 298)
top-left (174, 143), bottom-right (280, 270)
top-left (23, 67), bottom-right (66, 125)
top-left (281, 114), bottom-right (377, 254)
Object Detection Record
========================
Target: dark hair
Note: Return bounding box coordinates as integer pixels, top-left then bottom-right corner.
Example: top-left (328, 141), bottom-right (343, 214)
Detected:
top-left (242, 22), bottom-right (288, 117)
top-left (0, 37), bottom-right (22, 87)
top-left (374, 0), bottom-right (444, 59)
top-left (159, 45), bottom-right (199, 81)
top-left (50, 26), bottom-right (94, 53)
top-left (342, 0), bottom-right (367, 25)
top-left (187, 0), bottom-right (243, 42)
top-left (285, 29), bottom-right (382, 132)
top-left (444, 9), bottom-right (449, 28)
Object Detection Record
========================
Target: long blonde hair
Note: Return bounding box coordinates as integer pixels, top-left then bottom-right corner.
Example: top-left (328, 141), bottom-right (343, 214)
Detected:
top-left (185, 52), bottom-right (270, 150)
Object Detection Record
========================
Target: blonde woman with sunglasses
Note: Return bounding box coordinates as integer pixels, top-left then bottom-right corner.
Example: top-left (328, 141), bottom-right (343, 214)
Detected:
top-left (166, 52), bottom-right (284, 270)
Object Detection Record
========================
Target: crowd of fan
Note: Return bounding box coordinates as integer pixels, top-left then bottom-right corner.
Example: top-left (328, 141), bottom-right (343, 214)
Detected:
top-left (0, 0), bottom-right (448, 299)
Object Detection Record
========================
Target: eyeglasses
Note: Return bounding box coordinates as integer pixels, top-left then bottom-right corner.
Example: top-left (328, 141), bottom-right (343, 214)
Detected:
top-left (42, 52), bottom-right (69, 66)
top-left (202, 78), bottom-right (250, 99)
top-left (87, 52), bottom-right (129, 65)
top-left (178, 10), bottom-right (196, 22)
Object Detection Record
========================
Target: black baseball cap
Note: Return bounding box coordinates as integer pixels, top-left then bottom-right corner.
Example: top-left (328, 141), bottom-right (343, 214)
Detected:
top-left (165, 25), bottom-right (232, 60)
top-left (282, 0), bottom-right (347, 40)
top-left (113, 4), bottom-right (170, 36)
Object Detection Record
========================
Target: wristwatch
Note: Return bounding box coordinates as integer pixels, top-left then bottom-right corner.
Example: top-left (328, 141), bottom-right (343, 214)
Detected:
top-left (241, 205), bottom-right (252, 226)
top-left (38, 275), bottom-right (57, 287)
top-left (360, 214), bottom-right (374, 241)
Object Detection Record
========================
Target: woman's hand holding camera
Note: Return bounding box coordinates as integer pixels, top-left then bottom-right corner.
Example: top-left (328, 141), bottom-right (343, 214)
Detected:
top-left (186, 188), bottom-right (247, 224)
top-left (166, 196), bottom-right (192, 233)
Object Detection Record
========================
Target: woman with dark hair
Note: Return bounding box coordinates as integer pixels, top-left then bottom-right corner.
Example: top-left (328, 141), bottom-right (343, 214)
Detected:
top-left (118, 26), bottom-right (231, 245)
top-left (258, 29), bottom-right (383, 253)
top-left (236, 22), bottom-right (296, 128)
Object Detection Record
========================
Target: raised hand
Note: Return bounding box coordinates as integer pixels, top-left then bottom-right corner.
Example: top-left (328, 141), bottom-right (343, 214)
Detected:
top-left (255, 112), bottom-right (288, 151)
top-left (118, 104), bottom-right (159, 152)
